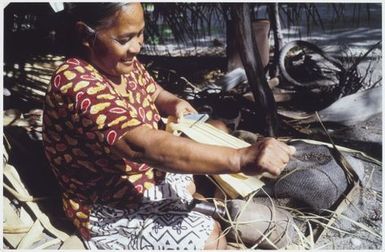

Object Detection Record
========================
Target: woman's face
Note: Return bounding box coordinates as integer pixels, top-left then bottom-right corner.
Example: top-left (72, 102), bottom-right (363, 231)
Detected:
top-left (87, 3), bottom-right (145, 82)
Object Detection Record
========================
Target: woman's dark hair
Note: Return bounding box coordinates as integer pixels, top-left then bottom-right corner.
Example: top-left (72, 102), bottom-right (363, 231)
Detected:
top-left (66, 2), bottom-right (129, 28)
top-left (55, 2), bottom-right (130, 58)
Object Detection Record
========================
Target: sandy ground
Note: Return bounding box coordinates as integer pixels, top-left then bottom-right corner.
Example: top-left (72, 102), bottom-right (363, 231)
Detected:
top-left (314, 115), bottom-right (382, 249)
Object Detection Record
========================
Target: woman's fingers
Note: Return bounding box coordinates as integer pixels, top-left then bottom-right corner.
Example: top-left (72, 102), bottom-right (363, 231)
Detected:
top-left (176, 100), bottom-right (198, 119)
top-left (288, 145), bottom-right (296, 155)
top-left (276, 140), bottom-right (296, 156)
top-left (240, 138), bottom-right (296, 176)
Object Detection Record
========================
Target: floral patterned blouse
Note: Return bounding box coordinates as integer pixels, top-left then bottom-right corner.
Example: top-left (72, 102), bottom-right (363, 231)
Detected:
top-left (42, 57), bottom-right (165, 239)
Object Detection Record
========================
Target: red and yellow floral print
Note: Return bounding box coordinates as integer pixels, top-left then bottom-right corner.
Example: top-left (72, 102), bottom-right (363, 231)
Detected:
top-left (43, 57), bottom-right (163, 239)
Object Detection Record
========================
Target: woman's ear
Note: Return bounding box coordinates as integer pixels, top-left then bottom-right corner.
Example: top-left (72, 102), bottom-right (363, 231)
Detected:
top-left (75, 21), bottom-right (95, 48)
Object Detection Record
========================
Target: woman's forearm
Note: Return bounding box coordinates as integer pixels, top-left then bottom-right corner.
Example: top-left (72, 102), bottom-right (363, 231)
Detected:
top-left (113, 125), bottom-right (241, 175)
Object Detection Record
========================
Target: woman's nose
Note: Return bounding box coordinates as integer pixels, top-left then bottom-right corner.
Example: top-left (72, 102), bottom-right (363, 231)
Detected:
top-left (128, 38), bottom-right (143, 54)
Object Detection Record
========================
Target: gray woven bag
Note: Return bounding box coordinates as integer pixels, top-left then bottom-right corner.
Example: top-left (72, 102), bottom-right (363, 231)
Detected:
top-left (258, 141), bottom-right (364, 212)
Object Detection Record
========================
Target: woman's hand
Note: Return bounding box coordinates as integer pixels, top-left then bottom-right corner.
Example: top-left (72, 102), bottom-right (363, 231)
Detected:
top-left (238, 138), bottom-right (296, 176)
top-left (173, 99), bottom-right (197, 119)
top-left (154, 88), bottom-right (197, 118)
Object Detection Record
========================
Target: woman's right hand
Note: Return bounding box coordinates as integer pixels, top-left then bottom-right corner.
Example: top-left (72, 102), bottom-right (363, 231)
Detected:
top-left (238, 138), bottom-right (296, 176)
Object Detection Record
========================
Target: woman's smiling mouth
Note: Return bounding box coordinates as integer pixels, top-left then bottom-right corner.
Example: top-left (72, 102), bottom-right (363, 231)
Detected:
top-left (121, 58), bottom-right (134, 65)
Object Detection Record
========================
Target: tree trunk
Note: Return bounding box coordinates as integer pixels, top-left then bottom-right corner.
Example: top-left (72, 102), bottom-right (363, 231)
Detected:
top-left (230, 3), bottom-right (278, 136)
top-left (226, 19), bottom-right (241, 72)
top-left (226, 19), bottom-right (271, 73)
top-left (268, 3), bottom-right (284, 78)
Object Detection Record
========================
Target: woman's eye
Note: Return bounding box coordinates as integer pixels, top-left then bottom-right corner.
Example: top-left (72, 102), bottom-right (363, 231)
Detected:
top-left (116, 38), bottom-right (131, 45)
top-left (115, 32), bottom-right (143, 45)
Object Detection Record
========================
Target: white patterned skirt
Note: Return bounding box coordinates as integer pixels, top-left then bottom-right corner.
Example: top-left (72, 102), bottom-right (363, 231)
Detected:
top-left (84, 173), bottom-right (215, 250)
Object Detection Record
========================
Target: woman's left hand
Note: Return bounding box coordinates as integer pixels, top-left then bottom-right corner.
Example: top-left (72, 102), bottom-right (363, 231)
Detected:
top-left (154, 88), bottom-right (197, 119)
top-left (174, 99), bottom-right (197, 119)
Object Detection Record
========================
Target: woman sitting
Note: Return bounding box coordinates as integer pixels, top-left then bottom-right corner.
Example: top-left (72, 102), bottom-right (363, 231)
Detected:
top-left (43, 3), bottom-right (295, 250)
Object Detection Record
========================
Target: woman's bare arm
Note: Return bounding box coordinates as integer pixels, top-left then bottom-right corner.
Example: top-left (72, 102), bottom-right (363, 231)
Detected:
top-left (112, 125), bottom-right (295, 176)
top-left (113, 125), bottom-right (240, 174)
